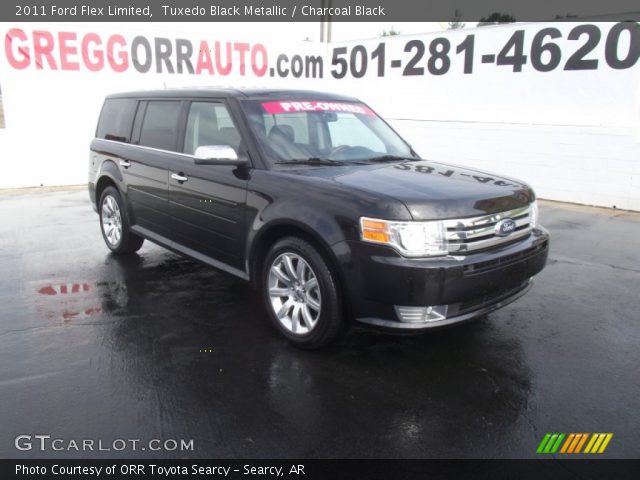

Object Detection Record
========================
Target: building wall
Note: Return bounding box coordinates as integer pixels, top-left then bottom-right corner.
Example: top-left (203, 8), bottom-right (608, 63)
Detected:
top-left (0, 21), bottom-right (638, 210)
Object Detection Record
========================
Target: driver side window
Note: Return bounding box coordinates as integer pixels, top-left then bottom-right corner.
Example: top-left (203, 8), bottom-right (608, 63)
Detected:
top-left (183, 102), bottom-right (242, 156)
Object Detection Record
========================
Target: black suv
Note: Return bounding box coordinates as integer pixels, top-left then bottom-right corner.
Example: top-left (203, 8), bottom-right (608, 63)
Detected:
top-left (89, 88), bottom-right (549, 348)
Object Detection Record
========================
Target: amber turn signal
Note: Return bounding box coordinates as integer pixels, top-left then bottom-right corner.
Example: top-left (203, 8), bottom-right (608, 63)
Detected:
top-left (361, 218), bottom-right (390, 243)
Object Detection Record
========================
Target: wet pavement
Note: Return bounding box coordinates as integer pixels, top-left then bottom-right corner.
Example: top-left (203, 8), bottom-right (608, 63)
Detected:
top-left (1, 188), bottom-right (639, 459)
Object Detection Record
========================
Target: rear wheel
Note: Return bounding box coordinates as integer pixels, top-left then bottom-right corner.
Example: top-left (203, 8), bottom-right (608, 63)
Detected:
top-left (99, 186), bottom-right (144, 254)
top-left (262, 237), bottom-right (346, 349)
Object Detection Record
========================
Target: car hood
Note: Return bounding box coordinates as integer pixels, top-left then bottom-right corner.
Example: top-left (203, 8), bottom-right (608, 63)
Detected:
top-left (288, 160), bottom-right (535, 220)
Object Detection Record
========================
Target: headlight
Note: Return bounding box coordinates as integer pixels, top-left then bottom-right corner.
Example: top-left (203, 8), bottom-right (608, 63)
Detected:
top-left (360, 217), bottom-right (448, 257)
top-left (530, 201), bottom-right (539, 228)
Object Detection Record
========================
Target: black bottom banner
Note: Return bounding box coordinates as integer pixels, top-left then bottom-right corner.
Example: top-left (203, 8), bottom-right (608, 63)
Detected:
top-left (3, 459), bottom-right (640, 480)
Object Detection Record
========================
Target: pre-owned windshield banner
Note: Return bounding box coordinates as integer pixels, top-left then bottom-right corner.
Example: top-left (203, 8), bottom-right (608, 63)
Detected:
top-left (261, 101), bottom-right (375, 116)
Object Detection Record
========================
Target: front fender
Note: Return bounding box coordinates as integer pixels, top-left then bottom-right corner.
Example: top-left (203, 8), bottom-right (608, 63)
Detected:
top-left (246, 198), bottom-right (351, 262)
top-left (245, 200), bottom-right (359, 314)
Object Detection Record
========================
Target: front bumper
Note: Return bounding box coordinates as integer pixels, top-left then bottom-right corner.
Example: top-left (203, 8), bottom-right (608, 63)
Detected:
top-left (336, 227), bottom-right (549, 331)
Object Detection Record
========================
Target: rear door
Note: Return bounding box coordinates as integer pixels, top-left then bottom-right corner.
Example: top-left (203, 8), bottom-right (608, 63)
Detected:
top-left (168, 100), bottom-right (249, 271)
top-left (126, 100), bottom-right (184, 237)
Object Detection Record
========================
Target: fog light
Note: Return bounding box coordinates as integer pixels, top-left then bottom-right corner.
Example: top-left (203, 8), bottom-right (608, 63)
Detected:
top-left (395, 305), bottom-right (448, 323)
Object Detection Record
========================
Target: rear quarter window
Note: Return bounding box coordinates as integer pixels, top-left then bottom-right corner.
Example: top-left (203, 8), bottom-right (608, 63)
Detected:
top-left (96, 99), bottom-right (136, 143)
top-left (138, 101), bottom-right (183, 152)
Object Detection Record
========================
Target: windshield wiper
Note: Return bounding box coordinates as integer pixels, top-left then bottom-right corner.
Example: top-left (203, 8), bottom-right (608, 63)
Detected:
top-left (274, 158), bottom-right (349, 166)
top-left (363, 155), bottom-right (419, 163)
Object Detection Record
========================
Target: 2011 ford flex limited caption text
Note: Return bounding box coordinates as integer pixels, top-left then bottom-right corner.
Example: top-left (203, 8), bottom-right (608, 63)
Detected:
top-left (89, 88), bottom-right (549, 348)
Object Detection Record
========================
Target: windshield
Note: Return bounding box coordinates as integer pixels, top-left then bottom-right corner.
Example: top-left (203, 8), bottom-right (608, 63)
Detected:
top-left (240, 99), bottom-right (416, 165)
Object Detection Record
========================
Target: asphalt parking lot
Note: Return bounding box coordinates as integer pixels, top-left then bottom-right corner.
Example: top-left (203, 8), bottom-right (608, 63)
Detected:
top-left (1, 188), bottom-right (639, 459)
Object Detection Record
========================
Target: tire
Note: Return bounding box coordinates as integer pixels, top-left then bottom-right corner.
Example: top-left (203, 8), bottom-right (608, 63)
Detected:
top-left (98, 186), bottom-right (144, 254)
top-left (261, 236), bottom-right (346, 349)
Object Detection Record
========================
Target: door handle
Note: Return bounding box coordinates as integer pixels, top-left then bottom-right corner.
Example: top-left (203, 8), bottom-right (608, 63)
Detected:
top-left (119, 160), bottom-right (131, 169)
top-left (171, 172), bottom-right (188, 183)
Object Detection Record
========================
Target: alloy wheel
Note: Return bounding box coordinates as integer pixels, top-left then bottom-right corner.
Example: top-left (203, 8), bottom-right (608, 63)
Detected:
top-left (101, 195), bottom-right (122, 246)
top-left (268, 252), bottom-right (322, 335)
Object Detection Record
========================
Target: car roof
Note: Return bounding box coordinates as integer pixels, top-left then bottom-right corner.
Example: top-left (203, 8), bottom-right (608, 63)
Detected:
top-left (106, 87), bottom-right (361, 102)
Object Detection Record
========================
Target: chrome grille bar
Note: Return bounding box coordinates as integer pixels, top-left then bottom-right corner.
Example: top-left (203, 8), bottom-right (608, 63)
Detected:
top-left (444, 205), bottom-right (532, 254)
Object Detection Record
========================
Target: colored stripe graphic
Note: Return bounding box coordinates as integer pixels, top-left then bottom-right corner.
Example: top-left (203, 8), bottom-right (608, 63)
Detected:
top-left (538, 433), bottom-right (613, 454)
top-left (550, 433), bottom-right (565, 453)
top-left (537, 433), bottom-right (565, 454)
top-left (584, 433), bottom-right (614, 454)
top-left (536, 433), bottom-right (552, 453)
top-left (597, 433), bottom-right (614, 453)
top-left (544, 433), bottom-right (559, 453)
top-left (565, 433), bottom-right (586, 453)
top-left (573, 433), bottom-right (589, 453)
top-left (560, 433), bottom-right (575, 453)
top-left (589, 434), bottom-right (606, 453)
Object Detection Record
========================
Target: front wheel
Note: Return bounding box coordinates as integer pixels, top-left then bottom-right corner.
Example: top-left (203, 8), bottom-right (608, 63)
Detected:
top-left (99, 186), bottom-right (144, 254)
top-left (262, 237), bottom-right (346, 349)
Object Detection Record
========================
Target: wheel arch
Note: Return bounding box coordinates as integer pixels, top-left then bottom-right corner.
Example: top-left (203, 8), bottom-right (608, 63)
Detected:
top-left (95, 159), bottom-right (124, 203)
top-left (248, 221), bottom-right (352, 319)
top-left (95, 175), bottom-right (119, 207)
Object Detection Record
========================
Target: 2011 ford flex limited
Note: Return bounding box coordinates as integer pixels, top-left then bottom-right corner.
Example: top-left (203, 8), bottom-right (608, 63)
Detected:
top-left (89, 88), bottom-right (549, 348)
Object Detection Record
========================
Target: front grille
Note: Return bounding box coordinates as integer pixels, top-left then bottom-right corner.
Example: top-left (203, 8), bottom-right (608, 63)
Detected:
top-left (444, 205), bottom-right (532, 254)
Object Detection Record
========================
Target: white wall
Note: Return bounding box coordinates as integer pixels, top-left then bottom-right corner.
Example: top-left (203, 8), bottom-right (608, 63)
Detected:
top-left (395, 121), bottom-right (638, 210)
top-left (0, 21), bottom-right (638, 210)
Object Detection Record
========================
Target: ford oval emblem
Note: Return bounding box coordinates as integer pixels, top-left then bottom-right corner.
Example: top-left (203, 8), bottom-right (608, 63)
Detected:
top-left (495, 218), bottom-right (516, 237)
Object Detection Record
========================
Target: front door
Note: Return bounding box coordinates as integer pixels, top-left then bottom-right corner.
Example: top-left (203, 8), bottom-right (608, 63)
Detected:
top-left (168, 100), bottom-right (249, 271)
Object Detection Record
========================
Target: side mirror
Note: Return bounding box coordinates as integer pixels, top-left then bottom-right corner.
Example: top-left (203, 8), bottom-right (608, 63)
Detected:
top-left (193, 145), bottom-right (247, 165)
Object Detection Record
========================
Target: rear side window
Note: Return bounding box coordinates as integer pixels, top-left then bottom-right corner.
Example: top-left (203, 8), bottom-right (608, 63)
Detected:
top-left (138, 101), bottom-right (182, 151)
top-left (96, 99), bottom-right (136, 142)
